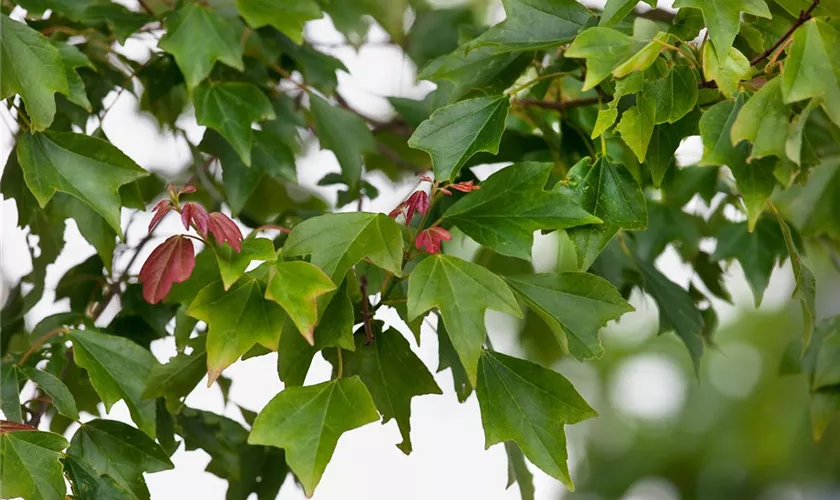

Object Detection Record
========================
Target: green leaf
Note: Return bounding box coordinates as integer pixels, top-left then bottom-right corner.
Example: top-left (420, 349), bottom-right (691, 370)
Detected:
top-left (19, 366), bottom-right (79, 420)
top-left (616, 84), bottom-right (656, 162)
top-left (811, 387), bottom-right (840, 441)
top-left (284, 212), bottom-right (403, 282)
top-left (814, 319), bottom-right (840, 390)
top-left (236, 0), bottom-right (321, 43)
top-left (213, 236), bottom-right (276, 290)
top-left (67, 419), bottom-right (173, 500)
top-left (701, 44), bottom-right (751, 99)
top-left (780, 19), bottom-right (840, 128)
top-left (16, 131), bottom-right (149, 237)
top-left (325, 327), bottom-right (442, 454)
top-left (785, 97), bottom-right (821, 166)
top-left (142, 341), bottom-right (207, 412)
top-left (505, 442), bottom-right (535, 500)
top-left (419, 46), bottom-right (532, 103)
top-left (64, 455), bottom-right (132, 499)
top-left (188, 272), bottom-right (286, 383)
top-left (0, 364), bottom-right (22, 423)
top-left (408, 95), bottom-right (510, 181)
top-left (70, 330), bottom-right (158, 437)
top-left (159, 3), bottom-right (244, 89)
top-left (648, 66), bottom-right (698, 124)
top-left (565, 27), bottom-right (667, 91)
top-left (699, 95), bottom-right (774, 229)
top-left (0, 430), bottom-right (68, 500)
top-left (731, 78), bottom-right (789, 160)
top-left (265, 261), bottom-right (336, 343)
top-left (632, 255), bottom-right (704, 373)
top-left (600, 0), bottom-right (657, 27)
top-left (774, 210), bottom-right (816, 349)
top-left (711, 219), bottom-right (786, 307)
top-left (673, 0), bottom-right (770, 60)
top-left (476, 350), bottom-right (596, 489)
top-left (435, 317), bottom-right (473, 402)
top-left (563, 157), bottom-right (647, 270)
top-left (0, 15), bottom-right (69, 131)
top-left (407, 254), bottom-right (522, 387)
top-left (309, 94), bottom-right (376, 195)
top-left (54, 42), bottom-right (93, 111)
top-left (443, 162), bottom-right (600, 259)
top-left (194, 82), bottom-right (275, 166)
top-left (248, 376), bottom-right (379, 496)
top-left (51, 195), bottom-right (117, 271)
top-left (504, 272), bottom-right (634, 360)
top-left (647, 109), bottom-right (701, 187)
top-left (199, 129), bottom-right (297, 216)
top-left (468, 0), bottom-right (592, 52)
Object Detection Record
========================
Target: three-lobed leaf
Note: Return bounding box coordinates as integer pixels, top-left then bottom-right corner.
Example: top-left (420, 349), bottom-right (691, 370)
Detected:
top-left (264, 261), bottom-right (336, 344)
top-left (235, 0), bottom-right (321, 43)
top-left (0, 430), bottom-right (69, 500)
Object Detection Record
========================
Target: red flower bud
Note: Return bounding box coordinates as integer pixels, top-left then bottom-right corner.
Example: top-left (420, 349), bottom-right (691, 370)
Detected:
top-left (415, 226), bottom-right (452, 254)
top-left (449, 180), bottom-right (480, 193)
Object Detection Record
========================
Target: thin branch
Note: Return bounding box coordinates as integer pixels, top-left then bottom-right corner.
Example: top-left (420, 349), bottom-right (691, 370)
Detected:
top-left (17, 327), bottom-right (68, 366)
top-left (750, 0), bottom-right (819, 66)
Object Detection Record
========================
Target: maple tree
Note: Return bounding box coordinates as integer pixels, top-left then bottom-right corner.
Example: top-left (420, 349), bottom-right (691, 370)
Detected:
top-left (0, 0), bottom-right (839, 498)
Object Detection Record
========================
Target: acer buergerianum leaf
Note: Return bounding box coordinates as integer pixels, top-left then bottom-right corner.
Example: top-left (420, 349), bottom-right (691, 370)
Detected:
top-left (780, 19), bottom-right (840, 128)
top-left (699, 95), bottom-right (775, 229)
top-left (435, 317), bottom-right (474, 402)
top-left (142, 340), bottom-right (207, 412)
top-left (213, 236), bottom-right (276, 290)
top-left (562, 157), bottom-right (647, 270)
top-left (632, 255), bottom-right (704, 373)
top-left (188, 269), bottom-right (286, 384)
top-left (600, 0), bottom-right (657, 27)
top-left (139, 236), bottom-right (196, 304)
top-left (193, 82), bottom-right (276, 166)
top-left (476, 350), bottom-right (597, 490)
top-left (70, 330), bottom-right (159, 436)
top-left (67, 419), bottom-right (173, 500)
top-left (18, 366), bottom-right (79, 420)
top-left (731, 77), bottom-right (789, 160)
top-left (0, 364), bottom-right (22, 423)
top-left (565, 27), bottom-right (667, 91)
top-left (443, 162), bottom-right (601, 260)
top-left (616, 84), bottom-right (656, 162)
top-left (16, 131), bottom-right (148, 237)
top-left (0, 429), bottom-right (69, 500)
top-left (248, 376), bottom-right (379, 496)
top-left (235, 0), bottom-right (321, 44)
top-left (407, 254), bottom-right (522, 387)
top-left (673, 0), bottom-right (770, 60)
top-left (504, 273), bottom-right (634, 360)
top-left (419, 46), bottom-right (532, 103)
top-left (283, 212), bottom-right (403, 282)
top-left (701, 44), bottom-right (751, 99)
top-left (648, 66), bottom-right (698, 124)
top-left (408, 95), bottom-right (510, 181)
top-left (309, 94), bottom-right (376, 195)
top-left (0, 15), bottom-right (69, 131)
top-left (505, 442), bottom-right (535, 500)
top-left (325, 326), bottom-right (442, 454)
top-left (774, 210), bottom-right (816, 349)
top-left (711, 219), bottom-right (787, 307)
top-left (264, 261), bottom-right (336, 344)
top-left (54, 42), bottom-right (93, 111)
top-left (647, 110), bottom-right (701, 187)
top-left (64, 455), bottom-right (132, 499)
top-left (785, 98), bottom-right (821, 166)
top-left (468, 0), bottom-right (592, 52)
top-left (159, 3), bottom-right (244, 89)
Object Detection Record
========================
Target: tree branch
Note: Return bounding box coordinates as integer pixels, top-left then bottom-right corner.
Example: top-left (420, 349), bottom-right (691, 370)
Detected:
top-left (749, 0), bottom-right (819, 66)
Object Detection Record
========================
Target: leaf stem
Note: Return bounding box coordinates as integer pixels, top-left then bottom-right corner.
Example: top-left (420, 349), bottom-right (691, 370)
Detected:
top-left (336, 347), bottom-right (344, 378)
top-left (506, 71), bottom-right (570, 96)
top-left (17, 327), bottom-right (68, 366)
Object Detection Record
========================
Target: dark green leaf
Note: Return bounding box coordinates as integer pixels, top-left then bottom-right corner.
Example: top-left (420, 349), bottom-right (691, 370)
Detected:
top-left (0, 364), bottom-right (22, 423)
top-left (673, 0), bottom-right (770, 60)
top-left (0, 430), bottom-right (68, 500)
top-left (19, 366), bottom-right (78, 420)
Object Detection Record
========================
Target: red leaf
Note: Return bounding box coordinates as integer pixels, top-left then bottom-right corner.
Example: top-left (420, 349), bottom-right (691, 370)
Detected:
top-left (148, 200), bottom-right (172, 234)
top-left (181, 202), bottom-right (210, 235)
top-left (449, 180), bottom-right (480, 193)
top-left (139, 235), bottom-right (196, 304)
top-left (405, 191), bottom-right (430, 224)
top-left (415, 227), bottom-right (452, 254)
top-left (208, 212), bottom-right (243, 252)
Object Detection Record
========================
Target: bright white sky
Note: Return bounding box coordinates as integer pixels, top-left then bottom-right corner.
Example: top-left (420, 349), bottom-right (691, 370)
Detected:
top-left (0, 1), bottom-right (800, 499)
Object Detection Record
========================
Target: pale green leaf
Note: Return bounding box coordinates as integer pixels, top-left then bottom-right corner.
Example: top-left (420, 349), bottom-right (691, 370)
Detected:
top-left (616, 85), bottom-right (656, 162)
top-left (566, 27), bottom-right (666, 91)
top-left (780, 19), bottom-right (840, 127)
top-left (701, 44), bottom-right (751, 98)
top-left (600, 0), bottom-right (657, 27)
top-left (468, 0), bottom-right (592, 52)
top-left (236, 0), bottom-right (321, 43)
top-left (213, 236), bottom-right (276, 290)
top-left (673, 0), bottom-right (770, 60)
top-left (774, 210), bottom-right (816, 349)
top-left (265, 261), bottom-right (336, 344)
top-left (731, 78), bottom-right (790, 159)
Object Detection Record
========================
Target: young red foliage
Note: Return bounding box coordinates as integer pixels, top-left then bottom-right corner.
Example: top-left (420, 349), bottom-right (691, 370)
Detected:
top-left (415, 226), bottom-right (452, 254)
top-left (181, 202), bottom-right (210, 235)
top-left (148, 200), bottom-right (173, 233)
top-left (389, 190), bottom-right (430, 224)
top-left (139, 235), bottom-right (196, 304)
top-left (208, 212), bottom-right (243, 252)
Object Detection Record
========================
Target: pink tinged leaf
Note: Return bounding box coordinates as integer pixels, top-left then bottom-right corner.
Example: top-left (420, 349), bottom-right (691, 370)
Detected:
top-left (405, 191), bottom-right (430, 224)
top-left (449, 180), bottom-right (480, 192)
top-left (148, 200), bottom-right (173, 234)
top-left (139, 235), bottom-right (196, 304)
top-left (208, 212), bottom-right (243, 252)
top-left (181, 202), bottom-right (210, 235)
top-left (419, 175), bottom-right (434, 183)
top-left (388, 205), bottom-right (404, 219)
top-left (179, 185), bottom-right (197, 194)
top-left (415, 226), bottom-right (452, 254)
